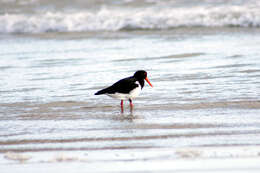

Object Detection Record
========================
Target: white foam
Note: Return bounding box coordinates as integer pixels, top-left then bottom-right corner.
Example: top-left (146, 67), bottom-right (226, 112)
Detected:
top-left (0, 5), bottom-right (260, 33)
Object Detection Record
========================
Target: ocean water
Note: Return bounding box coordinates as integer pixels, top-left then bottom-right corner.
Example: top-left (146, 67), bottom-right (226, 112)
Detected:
top-left (1, 0), bottom-right (260, 172)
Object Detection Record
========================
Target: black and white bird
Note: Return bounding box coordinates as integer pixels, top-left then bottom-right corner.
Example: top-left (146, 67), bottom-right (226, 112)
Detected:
top-left (95, 70), bottom-right (153, 112)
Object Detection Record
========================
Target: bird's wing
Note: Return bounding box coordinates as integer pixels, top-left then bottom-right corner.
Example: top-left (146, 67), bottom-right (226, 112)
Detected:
top-left (111, 77), bottom-right (138, 94)
top-left (95, 76), bottom-right (138, 95)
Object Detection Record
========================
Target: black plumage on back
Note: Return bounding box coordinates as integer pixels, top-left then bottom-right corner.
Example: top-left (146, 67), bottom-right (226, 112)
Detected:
top-left (95, 76), bottom-right (140, 95)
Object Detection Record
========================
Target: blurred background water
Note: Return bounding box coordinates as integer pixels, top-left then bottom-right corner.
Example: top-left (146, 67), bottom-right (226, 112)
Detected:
top-left (0, 0), bottom-right (260, 172)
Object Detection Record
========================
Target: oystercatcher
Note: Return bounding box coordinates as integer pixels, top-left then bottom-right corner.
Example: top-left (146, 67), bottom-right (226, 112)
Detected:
top-left (95, 70), bottom-right (153, 113)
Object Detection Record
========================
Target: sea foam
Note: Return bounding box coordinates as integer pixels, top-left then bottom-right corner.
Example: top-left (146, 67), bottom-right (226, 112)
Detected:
top-left (0, 6), bottom-right (260, 33)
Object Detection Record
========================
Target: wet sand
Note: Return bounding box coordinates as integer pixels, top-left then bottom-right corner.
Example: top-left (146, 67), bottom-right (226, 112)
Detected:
top-left (1, 146), bottom-right (260, 173)
top-left (1, 100), bottom-right (260, 172)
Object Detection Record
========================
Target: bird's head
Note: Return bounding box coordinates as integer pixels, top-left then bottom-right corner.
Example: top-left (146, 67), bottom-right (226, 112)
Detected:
top-left (134, 70), bottom-right (153, 87)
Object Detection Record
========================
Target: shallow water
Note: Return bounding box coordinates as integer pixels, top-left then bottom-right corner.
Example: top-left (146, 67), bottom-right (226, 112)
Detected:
top-left (1, 0), bottom-right (260, 172)
top-left (1, 28), bottom-right (260, 169)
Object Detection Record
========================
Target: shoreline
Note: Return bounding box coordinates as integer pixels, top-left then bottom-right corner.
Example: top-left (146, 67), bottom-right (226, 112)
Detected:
top-left (1, 146), bottom-right (260, 173)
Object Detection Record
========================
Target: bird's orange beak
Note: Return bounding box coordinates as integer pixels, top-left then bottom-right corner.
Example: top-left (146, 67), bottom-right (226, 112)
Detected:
top-left (145, 77), bottom-right (153, 87)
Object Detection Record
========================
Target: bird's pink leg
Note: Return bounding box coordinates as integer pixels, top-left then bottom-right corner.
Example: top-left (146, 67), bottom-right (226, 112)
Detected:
top-left (129, 99), bottom-right (133, 112)
top-left (121, 100), bottom-right (124, 113)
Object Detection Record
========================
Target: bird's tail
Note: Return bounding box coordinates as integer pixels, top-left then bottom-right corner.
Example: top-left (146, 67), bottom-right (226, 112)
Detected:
top-left (94, 88), bottom-right (108, 95)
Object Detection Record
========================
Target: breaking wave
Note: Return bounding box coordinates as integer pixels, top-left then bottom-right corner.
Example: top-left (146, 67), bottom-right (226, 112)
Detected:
top-left (1, 6), bottom-right (260, 33)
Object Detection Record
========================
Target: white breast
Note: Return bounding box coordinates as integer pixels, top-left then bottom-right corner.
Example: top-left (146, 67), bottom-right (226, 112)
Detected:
top-left (129, 83), bottom-right (141, 99)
